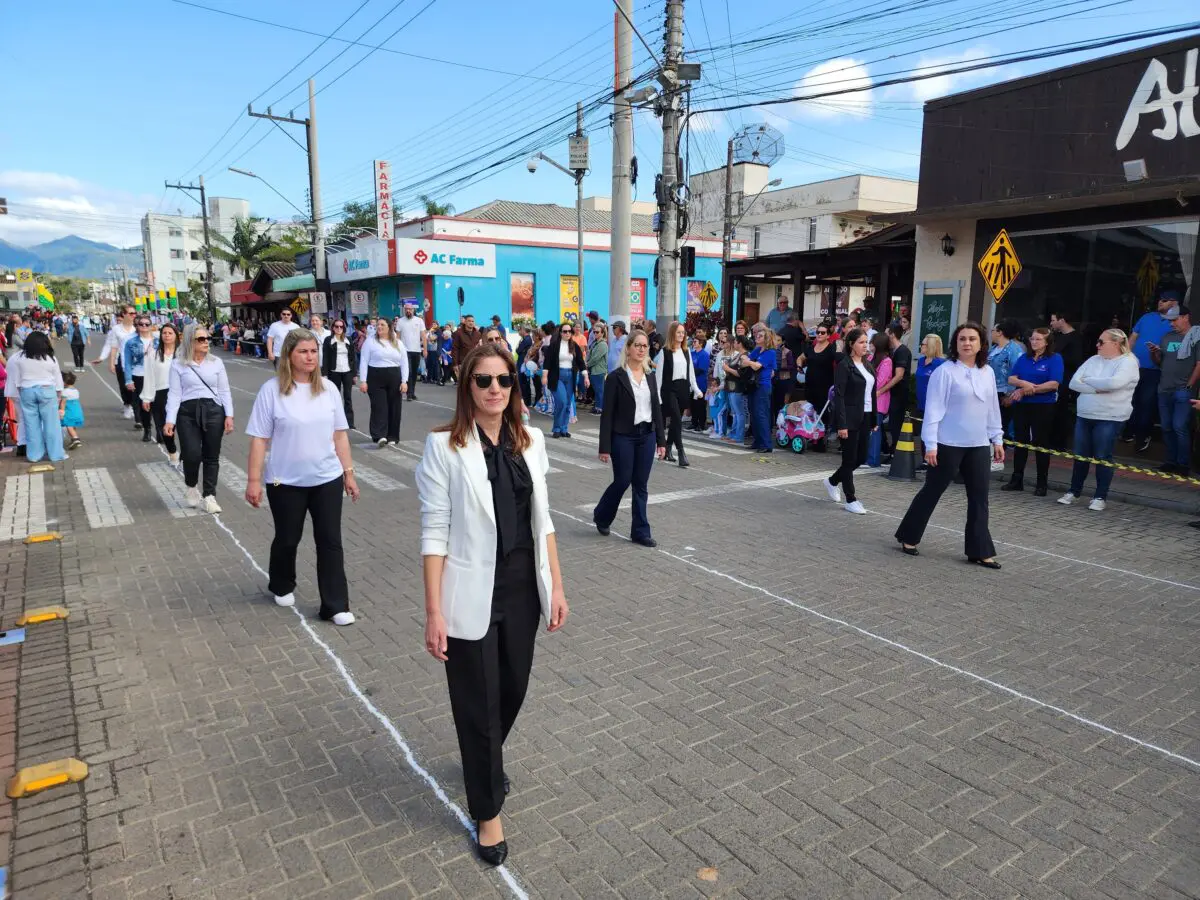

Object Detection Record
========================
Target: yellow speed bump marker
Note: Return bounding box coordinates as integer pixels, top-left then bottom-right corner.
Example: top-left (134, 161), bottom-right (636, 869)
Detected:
top-left (7, 758), bottom-right (88, 798)
top-left (24, 532), bottom-right (63, 544)
top-left (16, 606), bottom-right (68, 626)
top-left (27, 464), bottom-right (55, 473)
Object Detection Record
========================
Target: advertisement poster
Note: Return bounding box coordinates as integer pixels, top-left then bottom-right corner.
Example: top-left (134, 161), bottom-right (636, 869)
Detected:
top-left (510, 272), bottom-right (535, 320)
top-left (629, 278), bottom-right (646, 321)
top-left (686, 280), bottom-right (703, 313)
top-left (558, 275), bottom-right (580, 325)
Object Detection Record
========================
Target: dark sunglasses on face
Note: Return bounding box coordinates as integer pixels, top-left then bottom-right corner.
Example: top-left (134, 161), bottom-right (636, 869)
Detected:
top-left (137, 320), bottom-right (151, 326)
top-left (195, 336), bottom-right (210, 343)
top-left (333, 324), bottom-right (345, 329)
top-left (472, 373), bottom-right (514, 389)
top-left (561, 329), bottom-right (572, 335)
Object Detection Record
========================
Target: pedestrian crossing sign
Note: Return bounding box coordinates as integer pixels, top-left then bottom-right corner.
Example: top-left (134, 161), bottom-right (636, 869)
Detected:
top-left (977, 229), bottom-right (1021, 303)
top-left (698, 281), bottom-right (718, 310)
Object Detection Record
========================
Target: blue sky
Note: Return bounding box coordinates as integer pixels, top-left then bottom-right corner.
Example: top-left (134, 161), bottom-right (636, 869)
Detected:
top-left (1, 0), bottom-right (1194, 248)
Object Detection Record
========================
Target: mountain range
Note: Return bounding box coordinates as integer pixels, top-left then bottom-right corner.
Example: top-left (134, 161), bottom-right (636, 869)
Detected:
top-left (0, 236), bottom-right (141, 280)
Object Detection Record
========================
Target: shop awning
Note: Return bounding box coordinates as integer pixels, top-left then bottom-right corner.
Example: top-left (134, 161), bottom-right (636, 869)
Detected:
top-left (272, 274), bottom-right (315, 292)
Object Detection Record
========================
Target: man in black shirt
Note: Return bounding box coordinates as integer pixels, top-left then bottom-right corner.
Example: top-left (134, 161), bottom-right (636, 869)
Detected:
top-left (881, 324), bottom-right (912, 464)
top-left (1050, 311), bottom-right (1083, 450)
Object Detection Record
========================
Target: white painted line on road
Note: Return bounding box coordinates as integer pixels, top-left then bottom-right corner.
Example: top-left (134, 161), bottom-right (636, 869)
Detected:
top-left (552, 505), bottom-right (1200, 773)
top-left (367, 449), bottom-right (419, 472)
top-left (570, 426), bottom-right (724, 458)
top-left (137, 463), bottom-right (203, 518)
top-left (352, 463), bottom-right (407, 492)
top-left (578, 471), bottom-right (831, 511)
top-left (219, 457), bottom-right (249, 495)
top-left (0, 475), bottom-right (47, 542)
top-left (73, 468), bottom-right (134, 529)
top-left (391, 439), bottom-right (562, 475)
top-left (544, 449), bottom-right (601, 470)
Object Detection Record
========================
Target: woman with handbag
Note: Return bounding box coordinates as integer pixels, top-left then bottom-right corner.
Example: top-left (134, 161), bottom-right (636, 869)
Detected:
top-left (416, 343), bottom-right (569, 866)
top-left (540, 321), bottom-right (589, 438)
top-left (823, 328), bottom-right (877, 514)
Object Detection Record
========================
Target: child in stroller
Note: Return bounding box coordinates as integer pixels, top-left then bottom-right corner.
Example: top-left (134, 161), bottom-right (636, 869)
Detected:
top-left (775, 390), bottom-right (830, 454)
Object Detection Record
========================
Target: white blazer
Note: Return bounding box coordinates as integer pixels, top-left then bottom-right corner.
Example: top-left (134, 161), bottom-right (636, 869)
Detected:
top-left (415, 426), bottom-right (555, 640)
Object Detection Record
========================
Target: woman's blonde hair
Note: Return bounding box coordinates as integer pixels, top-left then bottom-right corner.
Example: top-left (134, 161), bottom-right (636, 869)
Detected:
top-left (920, 333), bottom-right (944, 359)
top-left (619, 328), bottom-right (651, 370)
top-left (180, 323), bottom-right (209, 363)
top-left (276, 329), bottom-right (326, 396)
top-left (1101, 328), bottom-right (1131, 354)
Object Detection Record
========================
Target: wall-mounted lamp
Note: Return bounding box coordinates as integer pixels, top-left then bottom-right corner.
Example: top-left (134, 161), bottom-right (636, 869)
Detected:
top-left (940, 233), bottom-right (955, 257)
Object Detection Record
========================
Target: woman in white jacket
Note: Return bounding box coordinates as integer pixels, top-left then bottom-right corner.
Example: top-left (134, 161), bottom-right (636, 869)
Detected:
top-left (140, 323), bottom-right (179, 463)
top-left (415, 342), bottom-right (568, 867)
top-left (1057, 328), bottom-right (1140, 511)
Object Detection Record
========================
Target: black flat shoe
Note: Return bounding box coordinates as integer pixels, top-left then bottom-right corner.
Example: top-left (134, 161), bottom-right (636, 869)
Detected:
top-left (503, 772), bottom-right (511, 795)
top-left (632, 536), bottom-right (657, 548)
top-left (1033, 485), bottom-right (1047, 497)
top-left (474, 822), bottom-right (508, 867)
top-left (664, 452), bottom-right (676, 463)
top-left (677, 452), bottom-right (689, 468)
top-left (967, 557), bottom-right (1002, 570)
top-left (141, 432), bottom-right (152, 442)
top-left (594, 521), bottom-right (610, 536)
top-left (897, 540), bottom-right (919, 556)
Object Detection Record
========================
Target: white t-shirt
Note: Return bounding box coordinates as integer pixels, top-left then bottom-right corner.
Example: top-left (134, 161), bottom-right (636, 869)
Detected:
top-left (266, 321), bottom-right (299, 355)
top-left (61, 387), bottom-right (80, 402)
top-left (854, 360), bottom-right (875, 412)
top-left (246, 381), bottom-right (348, 487)
top-left (671, 348), bottom-right (688, 382)
top-left (330, 338), bottom-right (352, 373)
top-left (558, 343), bottom-right (574, 369)
top-left (396, 316), bottom-right (424, 352)
top-left (626, 367), bottom-right (652, 424)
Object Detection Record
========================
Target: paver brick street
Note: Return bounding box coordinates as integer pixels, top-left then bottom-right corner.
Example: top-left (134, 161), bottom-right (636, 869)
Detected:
top-left (1, 354), bottom-right (1197, 899)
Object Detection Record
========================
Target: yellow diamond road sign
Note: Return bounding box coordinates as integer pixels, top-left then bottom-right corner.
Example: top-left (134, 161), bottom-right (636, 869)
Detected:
top-left (698, 281), bottom-right (718, 310)
top-left (978, 229), bottom-right (1021, 303)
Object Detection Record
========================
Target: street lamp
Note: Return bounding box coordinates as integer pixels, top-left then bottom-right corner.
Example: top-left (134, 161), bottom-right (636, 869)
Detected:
top-left (228, 167), bottom-right (310, 221)
top-left (731, 178), bottom-right (783, 233)
top-left (528, 150), bottom-right (586, 314)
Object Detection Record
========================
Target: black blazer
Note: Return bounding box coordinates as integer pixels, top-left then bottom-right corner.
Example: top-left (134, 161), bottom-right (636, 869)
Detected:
top-left (322, 335), bottom-right (358, 378)
top-left (832, 356), bottom-right (877, 431)
top-left (598, 368), bottom-right (666, 455)
top-left (543, 337), bottom-right (586, 392)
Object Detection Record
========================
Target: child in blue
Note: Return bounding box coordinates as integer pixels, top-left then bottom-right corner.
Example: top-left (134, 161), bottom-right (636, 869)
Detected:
top-left (59, 370), bottom-right (85, 450)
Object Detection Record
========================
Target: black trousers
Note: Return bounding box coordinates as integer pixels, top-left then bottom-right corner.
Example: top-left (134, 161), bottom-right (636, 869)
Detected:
top-left (327, 370), bottom-right (356, 429)
top-left (406, 351), bottom-right (421, 397)
top-left (663, 379), bottom-right (690, 454)
top-left (1050, 391), bottom-right (1076, 451)
top-left (176, 398), bottom-right (224, 496)
top-left (131, 375), bottom-right (152, 434)
top-left (896, 444), bottom-right (996, 559)
top-left (689, 395), bottom-right (707, 431)
top-left (1011, 402), bottom-right (1056, 484)
top-left (444, 551), bottom-right (540, 821)
top-left (829, 424), bottom-right (870, 502)
top-left (367, 365), bottom-right (402, 442)
top-left (150, 389), bottom-right (177, 454)
top-left (70, 343), bottom-right (85, 368)
top-left (593, 424), bottom-right (657, 541)
top-left (265, 477), bottom-right (349, 618)
top-left (114, 361), bottom-right (135, 408)
top-left (519, 372), bottom-right (534, 409)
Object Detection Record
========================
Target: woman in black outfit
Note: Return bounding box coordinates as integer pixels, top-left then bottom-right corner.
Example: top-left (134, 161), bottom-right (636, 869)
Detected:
top-left (824, 328), bottom-right (877, 515)
top-left (657, 321), bottom-right (702, 466)
top-left (321, 319), bottom-right (358, 429)
top-left (802, 321), bottom-right (839, 451)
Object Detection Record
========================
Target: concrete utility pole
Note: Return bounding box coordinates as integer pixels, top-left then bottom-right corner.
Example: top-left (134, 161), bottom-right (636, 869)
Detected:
top-left (656, 0), bottom-right (685, 326)
top-left (164, 177), bottom-right (218, 325)
top-left (609, 0), bottom-right (634, 328)
top-left (721, 137), bottom-right (735, 322)
top-left (575, 101), bottom-right (585, 314)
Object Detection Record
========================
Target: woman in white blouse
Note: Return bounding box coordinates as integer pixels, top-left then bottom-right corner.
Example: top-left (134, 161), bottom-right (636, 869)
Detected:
top-left (164, 325), bottom-right (234, 514)
top-left (357, 318), bottom-right (409, 447)
top-left (895, 322), bottom-right (1004, 568)
top-left (656, 321), bottom-right (702, 467)
top-left (245, 329), bottom-right (360, 623)
top-left (140, 323), bottom-right (180, 464)
top-left (10, 331), bottom-right (66, 463)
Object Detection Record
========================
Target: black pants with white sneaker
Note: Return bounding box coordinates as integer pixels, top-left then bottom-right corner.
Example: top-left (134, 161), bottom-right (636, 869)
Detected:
top-left (829, 425), bottom-right (869, 503)
top-left (896, 444), bottom-right (995, 559)
top-left (131, 375), bottom-right (152, 434)
top-left (406, 351), bottom-right (421, 398)
top-left (265, 476), bottom-right (349, 618)
top-left (176, 398), bottom-right (224, 496)
top-left (114, 361), bottom-right (135, 409)
top-left (150, 389), bottom-right (177, 454)
top-left (367, 365), bottom-right (403, 442)
top-left (71, 343), bottom-right (85, 368)
top-left (327, 371), bottom-right (356, 429)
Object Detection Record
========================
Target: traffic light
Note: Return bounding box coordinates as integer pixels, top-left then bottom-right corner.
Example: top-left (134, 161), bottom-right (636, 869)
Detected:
top-left (680, 245), bottom-right (695, 278)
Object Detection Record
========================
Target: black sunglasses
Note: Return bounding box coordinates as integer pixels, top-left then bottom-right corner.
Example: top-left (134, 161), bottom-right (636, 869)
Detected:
top-left (561, 329), bottom-right (573, 334)
top-left (333, 324), bottom-right (345, 329)
top-left (472, 373), bottom-right (515, 389)
top-left (137, 320), bottom-right (151, 326)
top-left (195, 336), bottom-right (211, 343)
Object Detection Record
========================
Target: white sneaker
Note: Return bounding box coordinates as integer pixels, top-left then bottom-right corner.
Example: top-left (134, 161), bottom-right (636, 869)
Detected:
top-left (203, 495), bottom-right (222, 514)
top-left (185, 486), bottom-right (202, 508)
top-left (122, 406), bottom-right (134, 419)
top-left (331, 612), bottom-right (355, 626)
top-left (823, 477), bottom-right (843, 503)
top-left (1056, 492), bottom-right (1077, 505)
top-left (274, 593), bottom-right (296, 607)
top-left (386, 441), bottom-right (398, 448)
top-left (1088, 498), bottom-right (1106, 511)
top-left (845, 500), bottom-right (867, 515)
top-left (167, 452), bottom-right (179, 465)
top-left (376, 438), bottom-right (387, 448)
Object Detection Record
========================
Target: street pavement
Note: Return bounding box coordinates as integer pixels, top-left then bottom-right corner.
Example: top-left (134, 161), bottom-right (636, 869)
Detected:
top-left (1, 348), bottom-right (1197, 899)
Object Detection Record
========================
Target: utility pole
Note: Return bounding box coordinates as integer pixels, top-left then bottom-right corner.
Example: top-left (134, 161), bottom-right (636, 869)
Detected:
top-left (164, 177), bottom-right (217, 325)
top-left (656, 0), bottom-right (685, 326)
top-left (609, 0), bottom-right (634, 328)
top-left (721, 137), bottom-right (735, 324)
top-left (574, 101), bottom-right (585, 315)
top-left (249, 78), bottom-right (325, 284)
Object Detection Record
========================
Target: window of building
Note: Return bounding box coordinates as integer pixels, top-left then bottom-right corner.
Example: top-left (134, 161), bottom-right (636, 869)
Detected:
top-left (752, 226), bottom-right (761, 257)
top-left (169, 249), bottom-right (185, 259)
top-left (744, 283), bottom-right (758, 300)
top-left (807, 218), bottom-right (818, 251)
top-left (168, 227), bottom-right (183, 238)
top-left (172, 270), bottom-right (187, 284)
top-left (190, 250), bottom-right (201, 260)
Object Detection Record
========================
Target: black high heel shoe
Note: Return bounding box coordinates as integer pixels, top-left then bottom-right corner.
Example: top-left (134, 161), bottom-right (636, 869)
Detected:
top-left (475, 821), bottom-right (508, 867)
top-left (897, 539), bottom-right (919, 556)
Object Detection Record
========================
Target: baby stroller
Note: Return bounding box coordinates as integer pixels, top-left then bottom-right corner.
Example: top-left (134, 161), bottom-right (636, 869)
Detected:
top-left (775, 390), bottom-right (830, 454)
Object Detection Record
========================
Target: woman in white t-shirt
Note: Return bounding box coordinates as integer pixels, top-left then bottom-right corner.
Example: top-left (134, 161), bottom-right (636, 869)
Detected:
top-left (245, 329), bottom-right (361, 624)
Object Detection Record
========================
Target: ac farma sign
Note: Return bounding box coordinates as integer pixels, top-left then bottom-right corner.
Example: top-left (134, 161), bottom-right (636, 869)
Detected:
top-left (395, 238), bottom-right (496, 278)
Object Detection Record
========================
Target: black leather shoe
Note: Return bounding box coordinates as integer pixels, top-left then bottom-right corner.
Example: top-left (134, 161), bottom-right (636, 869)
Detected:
top-left (141, 432), bottom-right (152, 442)
top-left (677, 451), bottom-right (689, 468)
top-left (475, 823), bottom-right (508, 867)
top-left (503, 772), bottom-right (511, 795)
top-left (967, 557), bottom-right (1002, 570)
top-left (594, 521), bottom-right (610, 536)
top-left (1000, 477), bottom-right (1023, 492)
top-left (1033, 484), bottom-right (1047, 497)
top-left (897, 539), bottom-right (919, 556)
top-left (632, 536), bottom-right (657, 548)
top-left (664, 452), bottom-right (676, 463)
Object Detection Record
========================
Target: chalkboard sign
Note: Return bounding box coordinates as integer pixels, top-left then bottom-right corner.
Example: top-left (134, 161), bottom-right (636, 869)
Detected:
top-left (919, 291), bottom-right (954, 350)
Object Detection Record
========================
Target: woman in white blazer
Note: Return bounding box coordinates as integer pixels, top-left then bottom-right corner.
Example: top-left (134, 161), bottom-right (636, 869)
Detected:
top-left (415, 342), bottom-right (568, 867)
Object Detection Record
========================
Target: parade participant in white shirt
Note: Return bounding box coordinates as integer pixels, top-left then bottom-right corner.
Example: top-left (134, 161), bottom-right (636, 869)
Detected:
top-left (358, 318), bottom-right (409, 447)
top-left (164, 325), bottom-right (234, 514)
top-left (896, 322), bottom-right (1004, 568)
top-left (308, 314), bottom-right (330, 366)
top-left (92, 304), bottom-right (138, 418)
top-left (266, 309), bottom-right (300, 365)
top-left (140, 323), bottom-right (180, 464)
top-left (396, 305), bottom-right (426, 402)
top-left (246, 329), bottom-right (360, 624)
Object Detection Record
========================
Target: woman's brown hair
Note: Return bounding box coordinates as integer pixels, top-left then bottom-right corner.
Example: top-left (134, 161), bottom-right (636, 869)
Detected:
top-left (1027, 326), bottom-right (1054, 359)
top-left (947, 322), bottom-right (989, 367)
top-left (434, 343), bottom-right (530, 454)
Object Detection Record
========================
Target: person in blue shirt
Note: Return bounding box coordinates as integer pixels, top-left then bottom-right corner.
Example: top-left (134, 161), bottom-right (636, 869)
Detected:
top-left (66, 315), bottom-right (90, 370)
top-left (688, 335), bottom-right (710, 432)
top-left (988, 320), bottom-right (1025, 444)
top-left (1001, 327), bottom-right (1063, 496)
top-left (1126, 291), bottom-right (1178, 452)
top-left (914, 334), bottom-right (947, 470)
top-left (746, 325), bottom-right (778, 452)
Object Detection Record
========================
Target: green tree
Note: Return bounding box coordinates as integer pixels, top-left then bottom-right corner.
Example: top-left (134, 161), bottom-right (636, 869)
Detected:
top-left (419, 194), bottom-right (455, 216)
top-left (262, 224), bottom-right (314, 263)
top-left (328, 200), bottom-right (378, 242)
top-left (209, 217), bottom-right (279, 279)
top-left (183, 278), bottom-right (212, 322)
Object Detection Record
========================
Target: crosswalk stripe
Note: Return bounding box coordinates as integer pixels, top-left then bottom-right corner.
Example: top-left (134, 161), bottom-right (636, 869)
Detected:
top-left (137, 462), bottom-right (203, 517)
top-left (395, 439), bottom-right (563, 474)
top-left (73, 468), bottom-right (133, 529)
top-left (0, 475), bottom-right (47, 542)
top-left (567, 426), bottom-right (723, 458)
top-left (367, 448), bottom-right (419, 472)
top-left (219, 457), bottom-right (249, 494)
top-left (352, 463), bottom-right (407, 492)
top-left (544, 449), bottom-right (602, 470)
top-left (577, 471), bottom-right (832, 511)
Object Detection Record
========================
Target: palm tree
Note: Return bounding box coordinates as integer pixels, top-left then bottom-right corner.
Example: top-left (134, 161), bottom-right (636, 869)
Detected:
top-left (209, 217), bottom-right (279, 279)
top-left (419, 194), bottom-right (455, 216)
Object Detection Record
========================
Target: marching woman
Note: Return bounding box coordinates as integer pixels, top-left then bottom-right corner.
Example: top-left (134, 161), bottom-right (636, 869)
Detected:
top-left (121, 311), bottom-right (157, 440)
top-left (656, 321), bottom-right (702, 466)
top-left (541, 321), bottom-right (589, 438)
top-left (593, 330), bottom-right (668, 546)
top-left (321, 319), bottom-right (358, 430)
top-left (164, 324), bottom-right (234, 514)
top-left (357, 317), bottom-right (409, 447)
top-left (92, 304), bottom-right (137, 420)
top-left (416, 343), bottom-right (568, 866)
top-left (140, 323), bottom-right (180, 464)
top-left (245, 329), bottom-right (359, 623)
top-left (896, 322), bottom-right (1004, 567)
top-left (823, 328), bottom-right (877, 514)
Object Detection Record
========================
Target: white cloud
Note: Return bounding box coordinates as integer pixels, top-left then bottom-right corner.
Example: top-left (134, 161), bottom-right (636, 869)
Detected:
top-left (0, 171), bottom-right (151, 248)
top-left (886, 47), bottom-right (991, 103)
top-left (794, 58), bottom-right (874, 119)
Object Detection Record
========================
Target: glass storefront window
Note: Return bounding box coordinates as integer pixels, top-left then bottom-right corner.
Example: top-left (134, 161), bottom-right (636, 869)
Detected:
top-left (993, 217), bottom-right (1198, 344)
